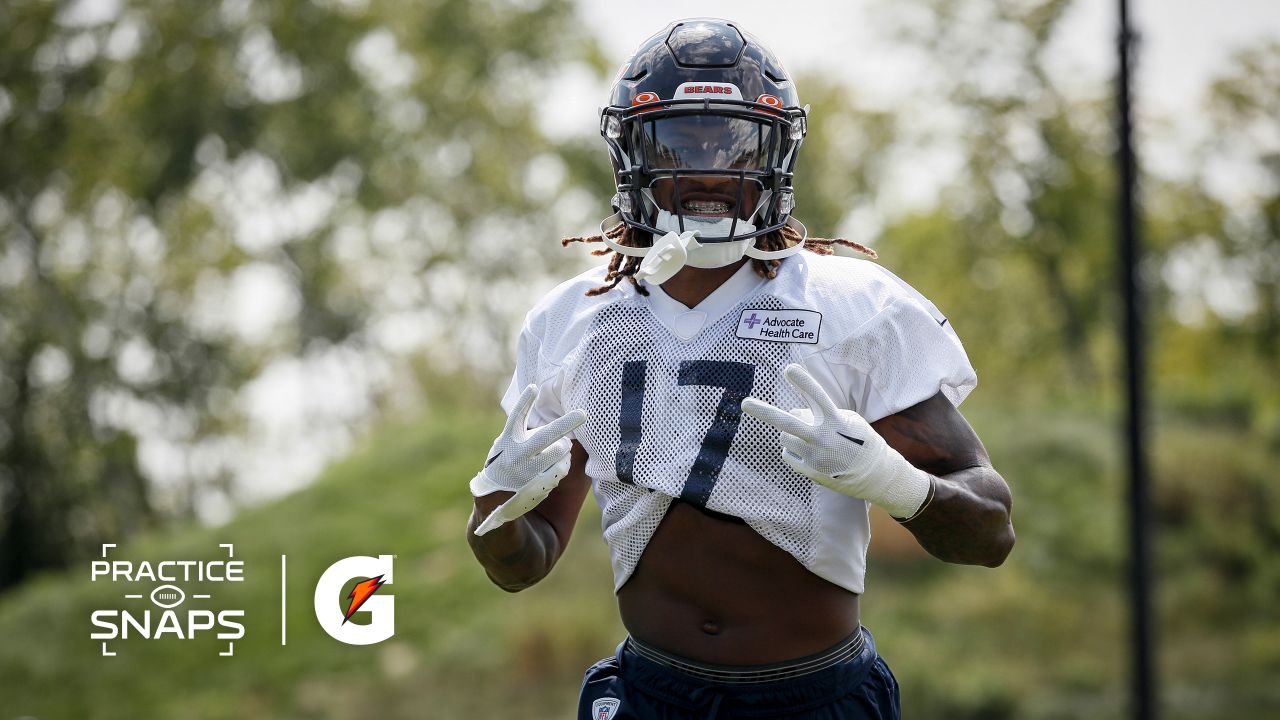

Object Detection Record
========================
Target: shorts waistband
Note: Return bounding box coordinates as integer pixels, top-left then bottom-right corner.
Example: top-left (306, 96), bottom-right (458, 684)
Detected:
top-left (624, 627), bottom-right (867, 685)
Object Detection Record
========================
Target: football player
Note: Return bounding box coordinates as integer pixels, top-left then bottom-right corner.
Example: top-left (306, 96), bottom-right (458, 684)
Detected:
top-left (465, 18), bottom-right (1014, 719)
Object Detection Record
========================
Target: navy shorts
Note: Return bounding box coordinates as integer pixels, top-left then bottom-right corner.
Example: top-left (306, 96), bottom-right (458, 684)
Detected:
top-left (578, 627), bottom-right (900, 719)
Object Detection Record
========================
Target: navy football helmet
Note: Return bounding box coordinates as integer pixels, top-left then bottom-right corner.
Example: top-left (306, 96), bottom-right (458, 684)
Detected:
top-left (600, 18), bottom-right (808, 248)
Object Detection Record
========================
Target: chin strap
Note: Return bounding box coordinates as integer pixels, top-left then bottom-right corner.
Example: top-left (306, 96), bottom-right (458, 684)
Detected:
top-left (745, 217), bottom-right (807, 260)
top-left (598, 213), bottom-right (809, 263)
top-left (599, 212), bottom-right (649, 257)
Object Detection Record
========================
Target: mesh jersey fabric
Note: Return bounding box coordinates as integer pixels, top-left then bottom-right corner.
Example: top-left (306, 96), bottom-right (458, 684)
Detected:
top-left (501, 251), bottom-right (977, 593)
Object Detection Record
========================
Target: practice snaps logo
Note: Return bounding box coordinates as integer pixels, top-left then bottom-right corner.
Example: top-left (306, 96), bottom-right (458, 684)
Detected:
top-left (90, 543), bottom-right (246, 657)
top-left (313, 555), bottom-right (395, 645)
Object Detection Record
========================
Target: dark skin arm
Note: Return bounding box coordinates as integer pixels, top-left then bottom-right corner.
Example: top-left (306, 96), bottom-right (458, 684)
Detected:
top-left (871, 391), bottom-right (1015, 567)
top-left (465, 441), bottom-right (592, 591)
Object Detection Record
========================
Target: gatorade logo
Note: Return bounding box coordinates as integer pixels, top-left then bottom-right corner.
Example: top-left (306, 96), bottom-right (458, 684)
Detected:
top-left (313, 555), bottom-right (395, 645)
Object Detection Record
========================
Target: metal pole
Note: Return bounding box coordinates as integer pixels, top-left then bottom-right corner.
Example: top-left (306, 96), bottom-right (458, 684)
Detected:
top-left (1116, 0), bottom-right (1156, 718)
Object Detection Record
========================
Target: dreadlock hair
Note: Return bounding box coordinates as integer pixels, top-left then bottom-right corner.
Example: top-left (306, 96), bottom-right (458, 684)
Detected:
top-left (561, 221), bottom-right (877, 297)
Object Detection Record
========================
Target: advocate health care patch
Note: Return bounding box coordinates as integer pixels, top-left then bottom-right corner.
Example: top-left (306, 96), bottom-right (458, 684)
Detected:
top-left (736, 309), bottom-right (821, 344)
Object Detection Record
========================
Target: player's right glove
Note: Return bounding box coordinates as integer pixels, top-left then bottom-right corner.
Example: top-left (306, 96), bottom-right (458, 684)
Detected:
top-left (469, 384), bottom-right (587, 536)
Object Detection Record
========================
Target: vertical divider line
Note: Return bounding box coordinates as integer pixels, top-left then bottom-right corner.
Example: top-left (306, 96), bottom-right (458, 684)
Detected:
top-left (281, 554), bottom-right (287, 646)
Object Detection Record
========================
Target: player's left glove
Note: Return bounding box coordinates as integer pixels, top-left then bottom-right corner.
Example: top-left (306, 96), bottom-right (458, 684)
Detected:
top-left (741, 364), bottom-right (932, 520)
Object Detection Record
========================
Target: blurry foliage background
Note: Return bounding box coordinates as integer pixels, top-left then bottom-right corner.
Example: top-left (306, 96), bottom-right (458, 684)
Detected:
top-left (0, 0), bottom-right (1277, 718)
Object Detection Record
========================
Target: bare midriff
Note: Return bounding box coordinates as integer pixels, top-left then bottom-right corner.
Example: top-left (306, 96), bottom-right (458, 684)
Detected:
top-left (617, 499), bottom-right (861, 666)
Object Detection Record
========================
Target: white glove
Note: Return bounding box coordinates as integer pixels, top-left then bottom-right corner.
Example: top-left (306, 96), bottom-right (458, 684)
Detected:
top-left (741, 364), bottom-right (932, 520)
top-left (470, 384), bottom-right (587, 536)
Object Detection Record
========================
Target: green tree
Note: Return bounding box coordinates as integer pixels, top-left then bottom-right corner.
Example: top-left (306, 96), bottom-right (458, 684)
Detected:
top-left (0, 0), bottom-right (595, 591)
top-left (882, 0), bottom-right (1116, 391)
top-left (1203, 41), bottom-right (1280, 360)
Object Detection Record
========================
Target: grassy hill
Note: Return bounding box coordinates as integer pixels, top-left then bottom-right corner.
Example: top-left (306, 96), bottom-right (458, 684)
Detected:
top-left (0, 398), bottom-right (1276, 719)
top-left (0, 407), bottom-right (623, 719)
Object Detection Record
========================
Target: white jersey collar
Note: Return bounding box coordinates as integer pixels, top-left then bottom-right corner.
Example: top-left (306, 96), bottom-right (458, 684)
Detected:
top-left (641, 261), bottom-right (768, 341)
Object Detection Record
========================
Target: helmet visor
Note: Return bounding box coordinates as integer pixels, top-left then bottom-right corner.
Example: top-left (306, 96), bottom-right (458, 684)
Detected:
top-left (639, 115), bottom-right (777, 172)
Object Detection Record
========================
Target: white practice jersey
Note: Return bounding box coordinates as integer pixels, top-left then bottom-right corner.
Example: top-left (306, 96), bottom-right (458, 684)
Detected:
top-left (501, 252), bottom-right (976, 594)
